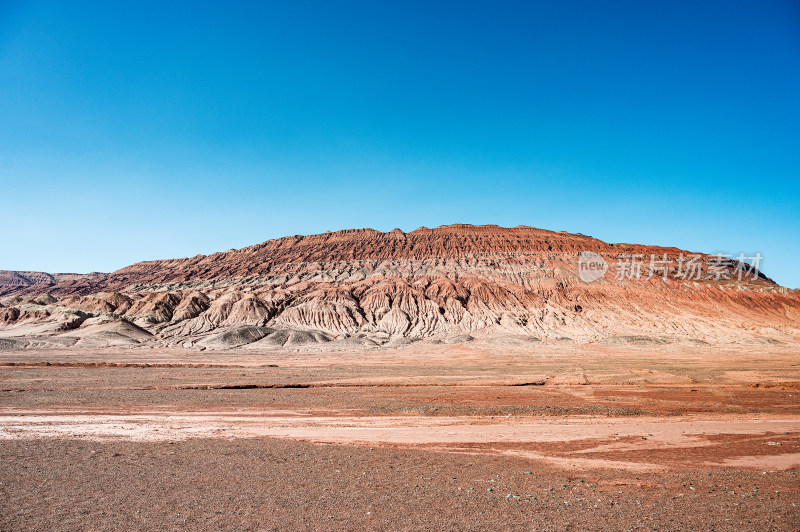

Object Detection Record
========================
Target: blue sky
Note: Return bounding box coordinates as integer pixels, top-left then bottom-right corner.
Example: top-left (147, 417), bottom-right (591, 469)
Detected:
top-left (1, 1), bottom-right (798, 287)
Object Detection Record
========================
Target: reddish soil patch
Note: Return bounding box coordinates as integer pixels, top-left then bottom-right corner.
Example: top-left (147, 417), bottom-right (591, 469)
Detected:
top-left (1, 344), bottom-right (799, 529)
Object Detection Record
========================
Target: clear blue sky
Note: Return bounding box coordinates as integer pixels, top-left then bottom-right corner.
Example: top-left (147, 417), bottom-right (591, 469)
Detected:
top-left (1, 1), bottom-right (798, 287)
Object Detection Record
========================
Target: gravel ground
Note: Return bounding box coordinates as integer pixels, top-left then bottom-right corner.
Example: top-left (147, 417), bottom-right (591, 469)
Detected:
top-left (2, 437), bottom-right (799, 531)
top-left (1, 344), bottom-right (798, 530)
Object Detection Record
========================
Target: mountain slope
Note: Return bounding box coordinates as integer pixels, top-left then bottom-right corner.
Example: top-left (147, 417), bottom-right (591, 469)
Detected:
top-left (1, 224), bottom-right (797, 348)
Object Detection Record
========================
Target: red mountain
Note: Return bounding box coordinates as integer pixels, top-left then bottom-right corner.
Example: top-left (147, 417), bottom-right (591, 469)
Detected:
top-left (1, 224), bottom-right (797, 349)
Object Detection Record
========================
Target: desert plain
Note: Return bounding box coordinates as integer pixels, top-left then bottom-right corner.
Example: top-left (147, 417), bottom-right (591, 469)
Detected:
top-left (2, 339), bottom-right (799, 530)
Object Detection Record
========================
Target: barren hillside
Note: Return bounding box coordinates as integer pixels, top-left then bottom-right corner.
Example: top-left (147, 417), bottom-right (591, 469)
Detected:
top-left (1, 224), bottom-right (798, 349)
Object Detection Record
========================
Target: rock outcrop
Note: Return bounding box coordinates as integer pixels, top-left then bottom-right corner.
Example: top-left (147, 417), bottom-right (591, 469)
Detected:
top-left (1, 224), bottom-right (798, 349)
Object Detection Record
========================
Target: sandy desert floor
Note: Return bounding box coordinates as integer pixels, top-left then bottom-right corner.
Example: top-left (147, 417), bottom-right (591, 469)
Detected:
top-left (1, 342), bottom-right (799, 530)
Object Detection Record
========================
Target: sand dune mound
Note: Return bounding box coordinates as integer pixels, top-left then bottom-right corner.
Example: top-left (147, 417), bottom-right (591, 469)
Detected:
top-left (322, 335), bottom-right (380, 350)
top-left (0, 336), bottom-right (80, 350)
top-left (441, 334), bottom-right (475, 345)
top-left (384, 336), bottom-right (420, 347)
top-left (243, 328), bottom-right (331, 349)
top-left (485, 334), bottom-right (542, 346)
top-left (52, 319), bottom-right (149, 348)
top-left (600, 335), bottom-right (669, 346)
top-left (198, 325), bottom-right (274, 349)
top-left (243, 330), bottom-right (290, 348)
top-left (284, 329), bottom-right (331, 346)
top-left (60, 320), bottom-right (153, 345)
top-left (74, 331), bottom-right (142, 347)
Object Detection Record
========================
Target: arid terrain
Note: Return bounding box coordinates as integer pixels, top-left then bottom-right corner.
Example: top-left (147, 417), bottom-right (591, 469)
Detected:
top-left (2, 342), bottom-right (799, 530)
top-left (1, 225), bottom-right (799, 530)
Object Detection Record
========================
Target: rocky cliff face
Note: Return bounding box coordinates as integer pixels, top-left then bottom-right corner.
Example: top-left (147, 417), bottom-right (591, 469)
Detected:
top-left (1, 224), bottom-right (798, 349)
